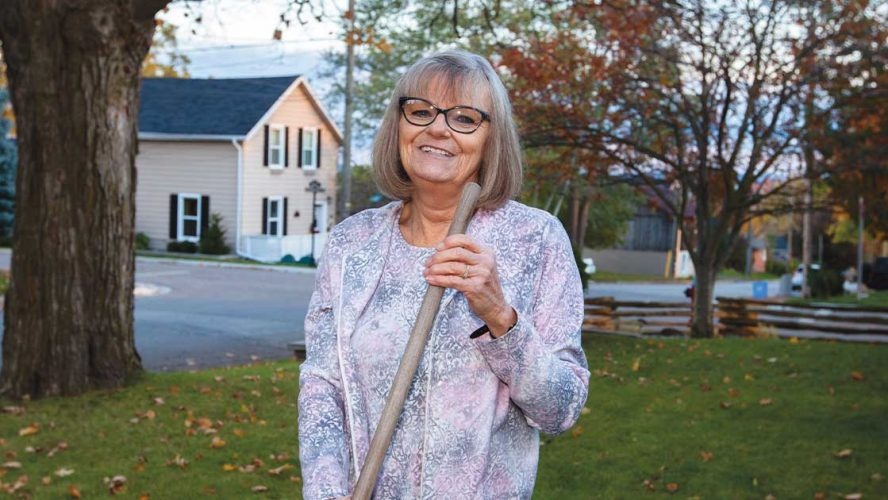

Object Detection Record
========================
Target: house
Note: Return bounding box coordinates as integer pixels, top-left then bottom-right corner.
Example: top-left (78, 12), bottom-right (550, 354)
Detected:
top-left (136, 75), bottom-right (341, 262)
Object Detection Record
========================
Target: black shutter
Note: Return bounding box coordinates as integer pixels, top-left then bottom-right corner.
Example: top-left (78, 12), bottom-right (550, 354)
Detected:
top-left (297, 128), bottom-right (303, 168)
top-left (316, 129), bottom-right (321, 168)
top-left (169, 194), bottom-right (178, 239)
top-left (283, 197), bottom-right (288, 236)
top-left (262, 197), bottom-right (268, 235)
top-left (284, 127), bottom-right (290, 167)
top-left (263, 125), bottom-right (269, 167)
top-left (200, 196), bottom-right (210, 236)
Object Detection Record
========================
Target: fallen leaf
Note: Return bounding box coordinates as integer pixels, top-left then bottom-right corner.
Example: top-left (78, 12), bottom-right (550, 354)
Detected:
top-left (580, 407), bottom-right (591, 416)
top-left (872, 473), bottom-right (884, 482)
top-left (2, 406), bottom-right (25, 415)
top-left (233, 429), bottom-right (246, 438)
top-left (223, 464), bottom-right (238, 472)
top-left (55, 467), bottom-right (75, 477)
top-left (104, 475), bottom-right (127, 495)
top-left (138, 494), bottom-right (150, 500)
top-left (571, 425), bottom-right (584, 438)
top-left (631, 358), bottom-right (641, 372)
top-left (42, 476), bottom-right (52, 485)
top-left (720, 401), bottom-right (732, 409)
top-left (251, 485), bottom-right (269, 492)
top-left (851, 371), bottom-right (865, 381)
top-left (666, 482), bottom-right (679, 492)
top-left (166, 454), bottom-right (188, 468)
top-left (844, 494), bottom-right (862, 500)
top-left (2, 462), bottom-right (22, 469)
top-left (788, 336), bottom-right (800, 344)
top-left (759, 398), bottom-right (773, 406)
top-left (153, 397), bottom-right (165, 406)
top-left (210, 437), bottom-right (226, 449)
top-left (834, 448), bottom-right (853, 458)
top-left (699, 450), bottom-right (714, 462)
top-left (268, 464), bottom-right (292, 476)
top-left (18, 424), bottom-right (39, 437)
top-left (69, 484), bottom-right (81, 498)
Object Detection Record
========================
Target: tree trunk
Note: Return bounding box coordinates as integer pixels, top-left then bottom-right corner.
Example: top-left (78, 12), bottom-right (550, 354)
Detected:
top-left (0, 1), bottom-right (164, 398)
top-left (691, 259), bottom-right (716, 338)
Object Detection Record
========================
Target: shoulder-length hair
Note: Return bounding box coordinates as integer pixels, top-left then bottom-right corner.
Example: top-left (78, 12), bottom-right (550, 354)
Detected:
top-left (371, 50), bottom-right (523, 209)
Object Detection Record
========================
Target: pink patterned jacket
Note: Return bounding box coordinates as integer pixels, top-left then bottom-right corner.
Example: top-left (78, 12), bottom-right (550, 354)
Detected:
top-left (298, 200), bottom-right (590, 499)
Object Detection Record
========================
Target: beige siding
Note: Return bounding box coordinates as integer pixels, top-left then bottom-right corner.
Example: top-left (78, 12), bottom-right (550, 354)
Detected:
top-left (241, 83), bottom-right (339, 244)
top-left (135, 141), bottom-right (238, 250)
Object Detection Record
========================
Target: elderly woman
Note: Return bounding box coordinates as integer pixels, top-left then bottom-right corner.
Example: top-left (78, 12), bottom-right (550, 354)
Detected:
top-left (298, 50), bottom-right (589, 499)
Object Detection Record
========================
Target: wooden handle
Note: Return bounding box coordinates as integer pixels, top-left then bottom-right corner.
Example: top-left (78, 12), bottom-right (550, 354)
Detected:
top-left (352, 182), bottom-right (482, 499)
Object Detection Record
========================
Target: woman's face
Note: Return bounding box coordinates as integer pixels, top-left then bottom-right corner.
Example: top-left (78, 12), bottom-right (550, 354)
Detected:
top-left (398, 79), bottom-right (491, 196)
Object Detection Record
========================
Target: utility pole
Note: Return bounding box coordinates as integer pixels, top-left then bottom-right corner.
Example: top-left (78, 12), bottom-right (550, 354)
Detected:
top-left (339, 0), bottom-right (356, 221)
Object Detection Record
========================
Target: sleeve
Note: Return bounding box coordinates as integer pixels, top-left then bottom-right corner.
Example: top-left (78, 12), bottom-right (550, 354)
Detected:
top-left (298, 241), bottom-right (351, 500)
top-left (473, 216), bottom-right (591, 435)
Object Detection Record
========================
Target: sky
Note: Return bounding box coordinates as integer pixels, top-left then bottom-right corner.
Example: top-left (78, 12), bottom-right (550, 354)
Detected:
top-left (163, 0), bottom-right (344, 81)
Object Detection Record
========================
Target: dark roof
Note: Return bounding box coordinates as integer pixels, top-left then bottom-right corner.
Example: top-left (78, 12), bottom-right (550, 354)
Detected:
top-left (139, 76), bottom-right (299, 136)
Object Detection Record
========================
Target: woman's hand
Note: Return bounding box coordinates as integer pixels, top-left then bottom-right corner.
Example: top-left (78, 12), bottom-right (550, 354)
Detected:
top-left (423, 234), bottom-right (517, 337)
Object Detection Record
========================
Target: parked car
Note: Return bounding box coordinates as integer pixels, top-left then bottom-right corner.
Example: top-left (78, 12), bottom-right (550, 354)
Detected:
top-left (791, 263), bottom-right (821, 291)
top-left (866, 257), bottom-right (888, 291)
top-left (582, 257), bottom-right (597, 275)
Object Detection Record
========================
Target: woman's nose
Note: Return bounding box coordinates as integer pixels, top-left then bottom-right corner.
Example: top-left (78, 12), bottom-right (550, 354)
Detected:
top-left (426, 112), bottom-right (451, 136)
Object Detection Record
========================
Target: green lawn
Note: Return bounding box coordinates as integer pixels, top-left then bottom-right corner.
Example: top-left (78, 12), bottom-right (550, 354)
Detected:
top-left (1, 336), bottom-right (886, 498)
top-left (788, 290), bottom-right (888, 309)
top-left (590, 271), bottom-right (681, 283)
top-left (717, 268), bottom-right (781, 281)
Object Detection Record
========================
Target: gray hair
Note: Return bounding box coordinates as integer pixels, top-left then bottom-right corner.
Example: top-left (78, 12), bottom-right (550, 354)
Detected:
top-left (371, 50), bottom-right (523, 209)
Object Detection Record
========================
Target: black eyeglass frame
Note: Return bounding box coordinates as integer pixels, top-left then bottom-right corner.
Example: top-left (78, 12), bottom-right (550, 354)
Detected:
top-left (398, 96), bottom-right (490, 134)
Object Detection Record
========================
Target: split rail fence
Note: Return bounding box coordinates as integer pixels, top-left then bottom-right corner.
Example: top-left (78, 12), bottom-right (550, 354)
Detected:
top-left (584, 296), bottom-right (888, 341)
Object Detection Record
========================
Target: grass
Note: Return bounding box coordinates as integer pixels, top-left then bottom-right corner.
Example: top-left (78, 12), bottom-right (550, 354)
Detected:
top-left (788, 290), bottom-right (888, 309)
top-left (136, 251), bottom-right (316, 268)
top-left (590, 270), bottom-right (681, 283)
top-left (1, 336), bottom-right (886, 498)
top-left (717, 268), bottom-right (781, 281)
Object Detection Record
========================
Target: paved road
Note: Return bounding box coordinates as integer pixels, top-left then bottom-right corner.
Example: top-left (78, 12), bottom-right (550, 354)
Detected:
top-left (0, 249), bottom-right (782, 371)
top-left (0, 251), bottom-right (316, 371)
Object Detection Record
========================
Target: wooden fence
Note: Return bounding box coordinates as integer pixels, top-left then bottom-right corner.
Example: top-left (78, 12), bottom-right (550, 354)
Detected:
top-left (585, 296), bottom-right (888, 340)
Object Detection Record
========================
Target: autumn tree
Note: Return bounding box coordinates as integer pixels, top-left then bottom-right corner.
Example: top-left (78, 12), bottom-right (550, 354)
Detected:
top-left (502, 0), bottom-right (882, 336)
top-left (141, 15), bottom-right (192, 78)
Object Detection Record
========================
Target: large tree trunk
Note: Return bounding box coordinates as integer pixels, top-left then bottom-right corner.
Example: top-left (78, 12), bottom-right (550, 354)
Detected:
top-left (691, 259), bottom-right (716, 338)
top-left (0, 1), bottom-right (165, 398)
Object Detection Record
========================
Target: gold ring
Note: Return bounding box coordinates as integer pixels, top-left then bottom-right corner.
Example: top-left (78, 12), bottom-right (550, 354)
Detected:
top-left (462, 264), bottom-right (469, 279)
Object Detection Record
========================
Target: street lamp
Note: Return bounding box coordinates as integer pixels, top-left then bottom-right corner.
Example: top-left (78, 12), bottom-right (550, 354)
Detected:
top-left (306, 180), bottom-right (326, 265)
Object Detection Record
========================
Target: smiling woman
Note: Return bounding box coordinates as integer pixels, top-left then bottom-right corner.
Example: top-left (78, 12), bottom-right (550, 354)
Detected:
top-left (297, 50), bottom-right (589, 499)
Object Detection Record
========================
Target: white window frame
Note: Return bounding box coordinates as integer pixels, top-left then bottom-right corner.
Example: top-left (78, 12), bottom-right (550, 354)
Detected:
top-left (301, 127), bottom-right (318, 170)
top-left (266, 195), bottom-right (284, 237)
top-left (314, 199), bottom-right (328, 233)
top-left (268, 124), bottom-right (285, 169)
top-left (178, 193), bottom-right (202, 242)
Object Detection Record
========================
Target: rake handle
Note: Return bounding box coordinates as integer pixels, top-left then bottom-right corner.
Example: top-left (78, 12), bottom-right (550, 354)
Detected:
top-left (351, 182), bottom-right (481, 499)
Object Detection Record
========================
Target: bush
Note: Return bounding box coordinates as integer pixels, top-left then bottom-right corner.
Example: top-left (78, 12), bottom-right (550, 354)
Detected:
top-left (167, 240), bottom-right (198, 253)
top-left (135, 232), bottom-right (151, 251)
top-left (765, 258), bottom-right (788, 276)
top-left (809, 268), bottom-right (843, 299)
top-left (199, 213), bottom-right (231, 255)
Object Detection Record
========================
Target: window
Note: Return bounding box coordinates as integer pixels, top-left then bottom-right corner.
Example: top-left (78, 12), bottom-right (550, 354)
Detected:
top-left (178, 193), bottom-right (201, 242)
top-left (266, 196), bottom-right (284, 236)
top-left (301, 127), bottom-right (318, 169)
top-left (268, 125), bottom-right (285, 169)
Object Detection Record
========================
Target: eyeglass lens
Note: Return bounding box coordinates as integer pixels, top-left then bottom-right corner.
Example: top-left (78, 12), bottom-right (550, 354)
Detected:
top-left (401, 98), bottom-right (484, 133)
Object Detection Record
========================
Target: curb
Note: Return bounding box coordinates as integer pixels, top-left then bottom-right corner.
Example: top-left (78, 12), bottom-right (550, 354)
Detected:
top-left (135, 255), bottom-right (318, 274)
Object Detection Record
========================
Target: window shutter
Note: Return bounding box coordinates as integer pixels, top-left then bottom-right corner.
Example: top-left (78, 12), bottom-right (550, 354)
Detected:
top-left (283, 197), bottom-right (288, 236)
top-left (284, 126), bottom-right (290, 168)
top-left (262, 197), bottom-right (268, 235)
top-left (263, 125), bottom-right (269, 167)
top-left (316, 129), bottom-right (321, 168)
top-left (297, 128), bottom-right (304, 168)
top-left (169, 194), bottom-right (178, 239)
top-left (200, 196), bottom-right (210, 236)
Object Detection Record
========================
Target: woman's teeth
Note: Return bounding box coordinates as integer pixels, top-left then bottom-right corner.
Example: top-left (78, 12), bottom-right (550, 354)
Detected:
top-left (420, 146), bottom-right (453, 157)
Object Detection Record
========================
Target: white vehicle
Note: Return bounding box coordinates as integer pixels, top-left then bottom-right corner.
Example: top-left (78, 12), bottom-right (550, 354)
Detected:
top-left (582, 257), bottom-right (596, 275)
top-left (791, 263), bottom-right (821, 291)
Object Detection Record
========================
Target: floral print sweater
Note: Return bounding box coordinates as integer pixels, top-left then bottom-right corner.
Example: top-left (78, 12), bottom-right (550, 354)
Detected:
top-left (298, 200), bottom-right (590, 499)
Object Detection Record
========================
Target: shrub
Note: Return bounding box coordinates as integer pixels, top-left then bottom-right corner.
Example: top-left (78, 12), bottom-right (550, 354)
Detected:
top-left (167, 241), bottom-right (198, 253)
top-left (765, 258), bottom-right (788, 276)
top-left (199, 213), bottom-right (231, 255)
top-left (135, 232), bottom-right (151, 251)
top-left (809, 268), bottom-right (843, 299)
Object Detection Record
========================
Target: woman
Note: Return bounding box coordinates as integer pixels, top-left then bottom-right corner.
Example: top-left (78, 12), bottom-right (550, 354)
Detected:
top-left (298, 50), bottom-right (589, 499)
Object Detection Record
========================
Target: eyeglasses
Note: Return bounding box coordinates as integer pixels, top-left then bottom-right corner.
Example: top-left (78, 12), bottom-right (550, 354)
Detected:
top-left (399, 97), bottom-right (490, 134)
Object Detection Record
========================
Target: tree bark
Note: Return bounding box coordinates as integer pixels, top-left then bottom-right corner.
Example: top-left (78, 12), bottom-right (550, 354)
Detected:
top-left (0, 0), bottom-right (165, 398)
top-left (691, 261), bottom-right (716, 338)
